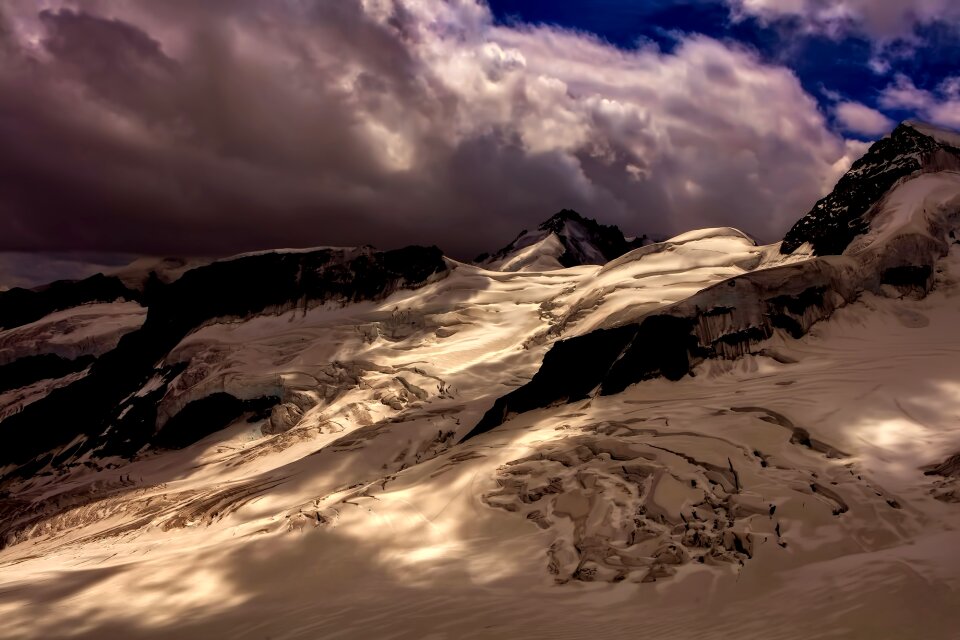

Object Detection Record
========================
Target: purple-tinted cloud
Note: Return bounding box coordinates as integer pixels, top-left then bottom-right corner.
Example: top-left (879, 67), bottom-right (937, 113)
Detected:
top-left (0, 0), bottom-right (862, 260)
top-left (727, 0), bottom-right (960, 40)
top-left (880, 73), bottom-right (960, 128)
top-left (834, 101), bottom-right (896, 136)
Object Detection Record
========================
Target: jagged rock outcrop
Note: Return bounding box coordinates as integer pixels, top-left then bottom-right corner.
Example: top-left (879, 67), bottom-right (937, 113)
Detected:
top-left (0, 273), bottom-right (139, 331)
top-left (0, 354), bottom-right (95, 395)
top-left (476, 209), bottom-right (647, 271)
top-left (782, 121), bottom-right (960, 255)
top-left (467, 122), bottom-right (960, 441)
top-left (463, 256), bottom-right (860, 441)
top-left (0, 245), bottom-right (448, 477)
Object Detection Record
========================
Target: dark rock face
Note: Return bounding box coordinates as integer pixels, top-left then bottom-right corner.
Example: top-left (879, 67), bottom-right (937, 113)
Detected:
top-left (468, 324), bottom-right (639, 437)
top-left (0, 354), bottom-right (95, 395)
top-left (599, 315), bottom-right (702, 395)
top-left (924, 453), bottom-right (960, 477)
top-left (0, 274), bottom-right (139, 330)
top-left (781, 123), bottom-right (960, 255)
top-left (477, 209), bottom-right (647, 268)
top-left (539, 210), bottom-right (648, 267)
top-left (881, 265), bottom-right (933, 289)
top-left (151, 393), bottom-right (279, 450)
top-left (464, 313), bottom-right (709, 441)
top-left (463, 257), bottom-right (859, 442)
top-left (0, 245), bottom-right (448, 477)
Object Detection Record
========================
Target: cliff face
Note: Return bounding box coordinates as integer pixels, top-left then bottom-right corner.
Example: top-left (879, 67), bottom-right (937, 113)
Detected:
top-left (0, 274), bottom-right (139, 331)
top-left (467, 123), bottom-right (960, 441)
top-left (0, 246), bottom-right (448, 475)
top-left (781, 122), bottom-right (960, 256)
top-left (476, 209), bottom-right (648, 271)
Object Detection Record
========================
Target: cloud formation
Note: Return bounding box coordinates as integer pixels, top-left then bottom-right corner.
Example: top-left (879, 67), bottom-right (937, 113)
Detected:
top-left (834, 101), bottom-right (896, 136)
top-left (0, 0), bottom-right (862, 259)
top-left (728, 0), bottom-right (960, 40)
top-left (880, 73), bottom-right (960, 128)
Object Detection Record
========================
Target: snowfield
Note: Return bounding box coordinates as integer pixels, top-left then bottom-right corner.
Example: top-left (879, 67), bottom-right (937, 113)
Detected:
top-left (1, 123), bottom-right (960, 639)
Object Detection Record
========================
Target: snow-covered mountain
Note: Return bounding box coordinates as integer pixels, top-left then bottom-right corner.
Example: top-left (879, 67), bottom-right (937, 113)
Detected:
top-left (476, 209), bottom-right (649, 271)
top-left (2, 123), bottom-right (960, 639)
top-left (782, 120), bottom-right (960, 255)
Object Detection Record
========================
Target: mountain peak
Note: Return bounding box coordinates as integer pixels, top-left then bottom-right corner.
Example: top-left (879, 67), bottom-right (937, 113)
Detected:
top-left (537, 209), bottom-right (590, 233)
top-left (477, 210), bottom-right (648, 271)
top-left (781, 119), bottom-right (960, 255)
top-left (901, 120), bottom-right (960, 148)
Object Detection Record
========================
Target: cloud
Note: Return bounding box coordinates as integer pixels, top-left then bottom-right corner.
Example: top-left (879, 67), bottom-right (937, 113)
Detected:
top-left (880, 74), bottom-right (960, 128)
top-left (728, 0), bottom-right (960, 40)
top-left (0, 252), bottom-right (137, 290)
top-left (0, 0), bottom-right (861, 258)
top-left (834, 101), bottom-right (895, 136)
top-left (867, 56), bottom-right (892, 75)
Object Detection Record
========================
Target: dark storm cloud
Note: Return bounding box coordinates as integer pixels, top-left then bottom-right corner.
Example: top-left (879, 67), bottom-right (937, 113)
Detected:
top-left (0, 0), bottom-right (861, 260)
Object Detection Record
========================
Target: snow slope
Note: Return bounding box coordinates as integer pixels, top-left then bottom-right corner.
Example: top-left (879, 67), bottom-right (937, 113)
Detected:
top-left (2, 240), bottom-right (960, 638)
top-left (0, 302), bottom-right (145, 365)
top-left (2, 127), bottom-right (960, 639)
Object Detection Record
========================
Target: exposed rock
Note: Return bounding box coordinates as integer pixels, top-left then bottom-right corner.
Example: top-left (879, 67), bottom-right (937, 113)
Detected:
top-left (0, 245), bottom-right (448, 477)
top-left (924, 453), bottom-right (960, 478)
top-left (265, 403), bottom-right (305, 435)
top-left (782, 122), bottom-right (960, 255)
top-left (152, 393), bottom-right (279, 450)
top-left (477, 209), bottom-right (648, 271)
top-left (463, 256), bottom-right (862, 442)
top-left (0, 273), bottom-right (139, 331)
top-left (0, 354), bottom-right (95, 395)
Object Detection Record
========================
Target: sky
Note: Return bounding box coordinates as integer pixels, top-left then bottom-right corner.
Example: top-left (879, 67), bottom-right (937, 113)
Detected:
top-left (1, 0), bottom-right (959, 276)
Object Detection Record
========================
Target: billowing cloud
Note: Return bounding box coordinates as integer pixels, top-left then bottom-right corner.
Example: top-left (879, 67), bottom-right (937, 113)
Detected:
top-left (880, 74), bottom-right (960, 128)
top-left (0, 0), bottom-right (861, 259)
top-left (728, 0), bottom-right (960, 40)
top-left (834, 101), bottom-right (895, 136)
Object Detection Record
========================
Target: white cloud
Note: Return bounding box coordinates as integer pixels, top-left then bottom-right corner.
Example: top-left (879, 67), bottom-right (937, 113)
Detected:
top-left (880, 74), bottom-right (960, 129)
top-left (834, 101), bottom-right (895, 136)
top-left (867, 57), bottom-right (892, 75)
top-left (879, 74), bottom-right (934, 110)
top-left (0, 0), bottom-right (863, 255)
top-left (728, 0), bottom-right (960, 40)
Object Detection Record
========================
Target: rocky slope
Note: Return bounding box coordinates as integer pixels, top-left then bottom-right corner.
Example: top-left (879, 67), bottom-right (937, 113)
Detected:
top-left (781, 121), bottom-right (960, 255)
top-left (1, 123), bottom-right (960, 640)
top-left (0, 245), bottom-right (446, 477)
top-left (476, 209), bottom-right (648, 271)
top-left (470, 124), bottom-right (960, 439)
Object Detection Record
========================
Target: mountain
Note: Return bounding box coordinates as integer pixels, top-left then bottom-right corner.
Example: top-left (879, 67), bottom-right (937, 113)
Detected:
top-left (781, 120), bottom-right (960, 255)
top-left (2, 123), bottom-right (960, 639)
top-left (475, 209), bottom-right (648, 271)
top-left (0, 245), bottom-right (446, 474)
